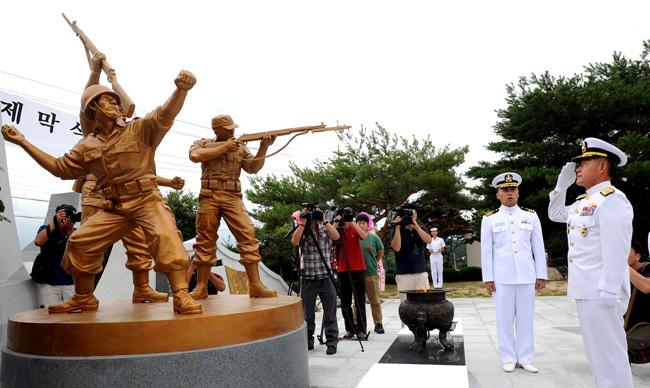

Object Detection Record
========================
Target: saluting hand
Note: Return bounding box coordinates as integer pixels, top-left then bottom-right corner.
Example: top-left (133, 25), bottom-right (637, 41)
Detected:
top-left (555, 162), bottom-right (576, 191)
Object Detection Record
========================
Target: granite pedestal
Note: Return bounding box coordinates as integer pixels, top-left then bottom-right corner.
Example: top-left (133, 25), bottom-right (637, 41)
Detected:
top-left (1, 295), bottom-right (309, 388)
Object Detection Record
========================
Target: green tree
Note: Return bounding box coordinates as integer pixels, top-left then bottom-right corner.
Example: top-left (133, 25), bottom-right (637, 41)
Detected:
top-left (468, 44), bottom-right (650, 258)
top-left (247, 124), bottom-right (471, 281)
top-left (164, 189), bottom-right (198, 241)
top-left (247, 176), bottom-right (313, 280)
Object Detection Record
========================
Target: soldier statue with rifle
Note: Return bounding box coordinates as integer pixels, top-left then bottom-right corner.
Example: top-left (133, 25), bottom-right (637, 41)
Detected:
top-left (189, 115), bottom-right (349, 299)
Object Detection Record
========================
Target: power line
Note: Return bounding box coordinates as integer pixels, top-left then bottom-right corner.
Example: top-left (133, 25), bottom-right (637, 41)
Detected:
top-left (14, 214), bottom-right (46, 220)
top-left (0, 71), bottom-right (211, 133)
top-left (0, 69), bottom-right (342, 154)
top-left (11, 196), bottom-right (50, 203)
top-left (0, 69), bottom-right (79, 95)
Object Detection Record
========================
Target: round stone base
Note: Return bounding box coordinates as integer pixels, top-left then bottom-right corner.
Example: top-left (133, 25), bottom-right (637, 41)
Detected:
top-left (1, 323), bottom-right (308, 388)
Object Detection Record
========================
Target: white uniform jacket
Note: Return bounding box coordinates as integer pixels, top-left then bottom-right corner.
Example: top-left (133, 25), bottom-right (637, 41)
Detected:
top-left (481, 205), bottom-right (548, 284)
top-left (548, 181), bottom-right (632, 300)
top-left (427, 238), bottom-right (445, 261)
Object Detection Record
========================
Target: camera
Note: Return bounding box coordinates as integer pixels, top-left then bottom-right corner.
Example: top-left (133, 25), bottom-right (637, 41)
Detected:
top-left (55, 204), bottom-right (82, 224)
top-left (300, 202), bottom-right (324, 223)
top-left (388, 205), bottom-right (415, 226)
top-left (327, 206), bottom-right (354, 224)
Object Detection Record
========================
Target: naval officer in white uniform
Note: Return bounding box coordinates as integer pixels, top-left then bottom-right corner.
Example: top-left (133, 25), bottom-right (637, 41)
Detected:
top-left (481, 172), bottom-right (547, 373)
top-left (426, 227), bottom-right (446, 288)
top-left (548, 138), bottom-right (633, 388)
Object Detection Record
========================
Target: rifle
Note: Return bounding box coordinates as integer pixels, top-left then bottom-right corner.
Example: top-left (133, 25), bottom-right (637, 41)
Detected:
top-left (237, 123), bottom-right (351, 142)
top-left (62, 13), bottom-right (136, 118)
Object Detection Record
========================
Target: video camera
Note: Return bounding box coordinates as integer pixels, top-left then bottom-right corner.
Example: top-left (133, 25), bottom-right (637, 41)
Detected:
top-left (388, 205), bottom-right (415, 226)
top-left (300, 202), bottom-right (325, 223)
top-left (326, 205), bottom-right (355, 224)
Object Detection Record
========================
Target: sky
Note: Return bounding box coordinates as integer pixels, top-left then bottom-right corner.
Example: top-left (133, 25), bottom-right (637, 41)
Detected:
top-left (2, 0), bottom-right (650, 247)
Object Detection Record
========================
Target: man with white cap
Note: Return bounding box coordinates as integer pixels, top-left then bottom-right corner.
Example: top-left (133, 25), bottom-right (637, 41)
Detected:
top-left (426, 227), bottom-right (445, 288)
top-left (548, 138), bottom-right (633, 388)
top-left (481, 172), bottom-right (547, 373)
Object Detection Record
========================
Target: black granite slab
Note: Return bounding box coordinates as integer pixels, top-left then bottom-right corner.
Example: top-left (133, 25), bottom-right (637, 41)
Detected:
top-left (379, 332), bottom-right (466, 366)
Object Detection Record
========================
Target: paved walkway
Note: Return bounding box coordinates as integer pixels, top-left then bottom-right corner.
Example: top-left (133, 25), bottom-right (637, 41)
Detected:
top-left (308, 296), bottom-right (650, 388)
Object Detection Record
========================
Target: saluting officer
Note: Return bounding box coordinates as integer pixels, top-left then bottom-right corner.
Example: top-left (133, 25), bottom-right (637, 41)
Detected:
top-left (481, 172), bottom-right (547, 373)
top-left (548, 138), bottom-right (633, 388)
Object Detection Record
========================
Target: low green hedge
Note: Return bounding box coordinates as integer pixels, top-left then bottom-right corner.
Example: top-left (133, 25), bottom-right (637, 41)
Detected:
top-left (443, 266), bottom-right (483, 282)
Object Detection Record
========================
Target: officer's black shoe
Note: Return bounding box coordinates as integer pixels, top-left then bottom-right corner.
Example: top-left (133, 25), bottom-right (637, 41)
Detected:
top-left (326, 345), bottom-right (337, 355)
top-left (308, 338), bottom-right (314, 350)
top-left (374, 324), bottom-right (385, 334)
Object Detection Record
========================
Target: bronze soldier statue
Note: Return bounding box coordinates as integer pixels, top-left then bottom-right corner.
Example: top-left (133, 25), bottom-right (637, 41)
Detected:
top-left (72, 53), bottom-right (183, 304)
top-left (2, 69), bottom-right (202, 315)
top-left (189, 115), bottom-right (277, 298)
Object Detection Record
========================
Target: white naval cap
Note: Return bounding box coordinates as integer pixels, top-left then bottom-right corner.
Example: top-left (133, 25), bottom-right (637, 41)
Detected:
top-left (572, 137), bottom-right (628, 166)
top-left (491, 172), bottom-right (522, 188)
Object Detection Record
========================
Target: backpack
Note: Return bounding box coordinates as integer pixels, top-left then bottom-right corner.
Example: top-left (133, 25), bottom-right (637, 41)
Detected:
top-left (30, 252), bottom-right (53, 284)
top-left (29, 226), bottom-right (54, 284)
top-left (627, 321), bottom-right (650, 364)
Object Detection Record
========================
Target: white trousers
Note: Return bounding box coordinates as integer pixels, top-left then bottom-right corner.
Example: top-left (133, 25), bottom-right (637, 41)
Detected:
top-left (493, 283), bottom-right (535, 364)
top-left (429, 255), bottom-right (443, 288)
top-left (38, 283), bottom-right (74, 309)
top-left (576, 299), bottom-right (632, 388)
top-left (395, 273), bottom-right (430, 303)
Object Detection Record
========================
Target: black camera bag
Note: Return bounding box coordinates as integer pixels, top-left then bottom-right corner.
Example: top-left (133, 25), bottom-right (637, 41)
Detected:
top-left (29, 226), bottom-right (54, 283)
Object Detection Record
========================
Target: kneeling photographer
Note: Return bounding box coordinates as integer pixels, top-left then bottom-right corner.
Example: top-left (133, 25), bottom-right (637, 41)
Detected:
top-left (389, 206), bottom-right (432, 302)
top-left (291, 204), bottom-right (341, 355)
top-left (332, 207), bottom-right (369, 340)
top-left (32, 204), bottom-right (81, 308)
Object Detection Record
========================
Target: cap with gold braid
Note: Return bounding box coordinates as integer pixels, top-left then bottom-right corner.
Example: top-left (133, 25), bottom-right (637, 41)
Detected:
top-left (572, 137), bottom-right (627, 166)
top-left (491, 172), bottom-right (522, 189)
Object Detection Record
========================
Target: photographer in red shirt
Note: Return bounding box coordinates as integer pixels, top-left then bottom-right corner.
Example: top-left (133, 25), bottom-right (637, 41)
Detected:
top-left (333, 207), bottom-right (368, 340)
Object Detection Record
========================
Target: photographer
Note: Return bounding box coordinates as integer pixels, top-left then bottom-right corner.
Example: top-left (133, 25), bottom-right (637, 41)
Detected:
top-left (291, 206), bottom-right (340, 355)
top-left (33, 204), bottom-right (79, 308)
top-left (390, 209), bottom-right (432, 302)
top-left (333, 208), bottom-right (369, 340)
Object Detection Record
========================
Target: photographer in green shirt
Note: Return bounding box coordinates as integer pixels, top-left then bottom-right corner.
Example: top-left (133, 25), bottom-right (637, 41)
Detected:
top-left (356, 213), bottom-right (386, 334)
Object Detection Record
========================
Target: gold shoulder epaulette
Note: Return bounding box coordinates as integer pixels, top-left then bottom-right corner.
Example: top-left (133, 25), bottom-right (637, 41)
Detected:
top-left (576, 194), bottom-right (588, 200)
top-left (521, 207), bottom-right (536, 213)
top-left (600, 187), bottom-right (615, 197)
top-left (484, 208), bottom-right (500, 217)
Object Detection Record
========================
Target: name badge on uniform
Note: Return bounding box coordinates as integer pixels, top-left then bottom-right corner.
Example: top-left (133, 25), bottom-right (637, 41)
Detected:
top-left (579, 203), bottom-right (597, 216)
top-left (521, 218), bottom-right (531, 225)
top-left (581, 227), bottom-right (588, 237)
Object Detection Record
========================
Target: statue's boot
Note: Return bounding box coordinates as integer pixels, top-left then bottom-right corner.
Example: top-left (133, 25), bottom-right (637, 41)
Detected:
top-left (132, 270), bottom-right (168, 303)
top-left (188, 265), bottom-right (211, 300)
top-left (242, 261), bottom-right (277, 298)
top-left (167, 270), bottom-right (202, 315)
top-left (48, 272), bottom-right (99, 313)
